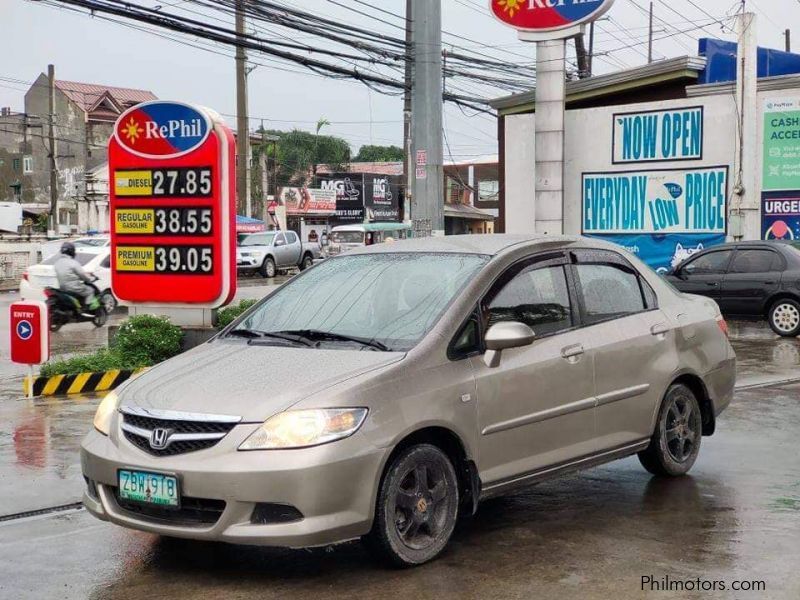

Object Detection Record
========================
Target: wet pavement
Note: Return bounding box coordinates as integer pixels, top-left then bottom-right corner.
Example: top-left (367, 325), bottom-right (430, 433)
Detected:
top-left (1, 291), bottom-right (799, 598)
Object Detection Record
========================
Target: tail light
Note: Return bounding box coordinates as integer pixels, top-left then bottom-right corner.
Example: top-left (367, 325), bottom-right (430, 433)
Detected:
top-left (21, 271), bottom-right (28, 281)
top-left (715, 315), bottom-right (729, 338)
top-left (43, 288), bottom-right (53, 298)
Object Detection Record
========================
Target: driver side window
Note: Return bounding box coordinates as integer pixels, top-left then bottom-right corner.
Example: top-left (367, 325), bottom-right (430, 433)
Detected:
top-left (683, 250), bottom-right (732, 275)
top-left (486, 264), bottom-right (573, 338)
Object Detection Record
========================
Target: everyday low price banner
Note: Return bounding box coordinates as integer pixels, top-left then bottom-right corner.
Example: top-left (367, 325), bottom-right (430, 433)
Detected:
top-left (582, 166), bottom-right (728, 235)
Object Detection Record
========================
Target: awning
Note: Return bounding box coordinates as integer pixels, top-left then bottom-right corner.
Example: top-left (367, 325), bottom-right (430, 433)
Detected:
top-left (236, 215), bottom-right (267, 233)
top-left (444, 203), bottom-right (495, 221)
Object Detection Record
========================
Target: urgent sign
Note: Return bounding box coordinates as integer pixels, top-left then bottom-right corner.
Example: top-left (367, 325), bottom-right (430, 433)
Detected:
top-left (613, 107), bottom-right (703, 164)
top-left (490, 0), bottom-right (615, 33)
top-left (108, 101), bottom-right (236, 307)
top-left (582, 166), bottom-right (728, 235)
top-left (9, 300), bottom-right (49, 365)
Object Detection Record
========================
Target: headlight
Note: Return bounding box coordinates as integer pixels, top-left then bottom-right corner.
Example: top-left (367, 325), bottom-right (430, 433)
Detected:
top-left (239, 408), bottom-right (368, 450)
top-left (93, 390), bottom-right (120, 435)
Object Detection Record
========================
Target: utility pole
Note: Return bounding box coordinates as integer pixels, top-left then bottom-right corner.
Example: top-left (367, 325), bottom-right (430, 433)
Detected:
top-left (575, 33), bottom-right (589, 78)
top-left (648, 2), bottom-right (654, 64)
top-left (47, 64), bottom-right (58, 233)
top-left (785, 29), bottom-right (791, 52)
top-left (410, 0), bottom-right (444, 236)
top-left (588, 21), bottom-right (595, 76)
top-left (235, 0), bottom-right (251, 217)
top-left (402, 0), bottom-right (413, 225)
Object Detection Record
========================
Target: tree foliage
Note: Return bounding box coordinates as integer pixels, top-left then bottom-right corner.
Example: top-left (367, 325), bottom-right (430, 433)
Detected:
top-left (354, 144), bottom-right (404, 162)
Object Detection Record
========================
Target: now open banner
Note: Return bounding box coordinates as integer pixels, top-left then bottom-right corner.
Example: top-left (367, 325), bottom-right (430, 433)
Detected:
top-left (582, 166), bottom-right (728, 235)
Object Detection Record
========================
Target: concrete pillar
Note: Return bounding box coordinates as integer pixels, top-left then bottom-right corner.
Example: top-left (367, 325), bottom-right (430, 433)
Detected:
top-left (534, 39), bottom-right (566, 235)
top-left (732, 12), bottom-right (759, 240)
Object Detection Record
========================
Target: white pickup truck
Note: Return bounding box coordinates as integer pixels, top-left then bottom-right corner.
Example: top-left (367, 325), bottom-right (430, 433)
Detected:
top-left (236, 230), bottom-right (322, 278)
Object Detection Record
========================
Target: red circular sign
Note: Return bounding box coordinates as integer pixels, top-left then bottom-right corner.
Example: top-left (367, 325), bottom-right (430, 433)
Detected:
top-left (490, 0), bottom-right (615, 33)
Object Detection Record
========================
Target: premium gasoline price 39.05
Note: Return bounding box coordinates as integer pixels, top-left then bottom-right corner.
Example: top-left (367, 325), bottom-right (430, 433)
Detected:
top-left (116, 245), bottom-right (213, 274)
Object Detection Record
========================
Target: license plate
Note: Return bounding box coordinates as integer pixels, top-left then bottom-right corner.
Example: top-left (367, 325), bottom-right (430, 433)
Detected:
top-left (118, 469), bottom-right (179, 508)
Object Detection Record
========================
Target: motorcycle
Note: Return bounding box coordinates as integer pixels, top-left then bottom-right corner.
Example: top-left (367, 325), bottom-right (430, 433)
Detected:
top-left (44, 280), bottom-right (108, 331)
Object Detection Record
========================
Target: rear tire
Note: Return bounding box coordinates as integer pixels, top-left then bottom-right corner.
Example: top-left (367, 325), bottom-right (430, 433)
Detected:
top-left (638, 384), bottom-right (702, 477)
top-left (768, 298), bottom-right (800, 337)
top-left (364, 444), bottom-right (459, 567)
top-left (92, 307), bottom-right (108, 328)
top-left (299, 253), bottom-right (314, 271)
top-left (260, 257), bottom-right (276, 279)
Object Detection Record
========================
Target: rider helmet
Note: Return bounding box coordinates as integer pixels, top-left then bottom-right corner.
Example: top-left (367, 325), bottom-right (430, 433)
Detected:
top-left (60, 242), bottom-right (76, 258)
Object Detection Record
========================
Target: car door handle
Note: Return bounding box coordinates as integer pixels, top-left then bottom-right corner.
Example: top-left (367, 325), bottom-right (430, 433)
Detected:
top-left (650, 323), bottom-right (669, 336)
top-left (764, 280), bottom-right (776, 285)
top-left (705, 282), bottom-right (719, 287)
top-left (561, 344), bottom-right (584, 360)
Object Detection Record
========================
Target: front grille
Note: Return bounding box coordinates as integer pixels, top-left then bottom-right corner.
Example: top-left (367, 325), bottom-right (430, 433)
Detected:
top-left (121, 408), bottom-right (239, 457)
top-left (113, 488), bottom-right (225, 526)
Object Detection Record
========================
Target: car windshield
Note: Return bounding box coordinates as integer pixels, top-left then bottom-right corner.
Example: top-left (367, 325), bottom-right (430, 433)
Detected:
top-left (331, 231), bottom-right (364, 244)
top-left (41, 252), bottom-right (96, 266)
top-left (231, 252), bottom-right (488, 351)
top-left (239, 233), bottom-right (275, 246)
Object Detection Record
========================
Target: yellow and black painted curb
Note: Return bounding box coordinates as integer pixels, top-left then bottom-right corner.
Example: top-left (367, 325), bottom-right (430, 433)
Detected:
top-left (23, 368), bottom-right (148, 398)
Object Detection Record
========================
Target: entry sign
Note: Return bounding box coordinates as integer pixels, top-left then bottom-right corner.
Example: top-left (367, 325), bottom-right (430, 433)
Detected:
top-left (10, 301), bottom-right (49, 365)
top-left (490, 0), bottom-right (615, 34)
top-left (108, 101), bottom-right (236, 307)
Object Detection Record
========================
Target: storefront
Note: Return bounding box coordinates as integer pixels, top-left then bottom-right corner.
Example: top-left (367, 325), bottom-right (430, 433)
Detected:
top-left (271, 186), bottom-right (336, 242)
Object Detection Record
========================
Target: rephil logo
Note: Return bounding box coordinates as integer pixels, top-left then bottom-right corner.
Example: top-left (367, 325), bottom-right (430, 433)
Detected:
top-left (114, 101), bottom-right (211, 158)
top-left (490, 0), bottom-right (614, 32)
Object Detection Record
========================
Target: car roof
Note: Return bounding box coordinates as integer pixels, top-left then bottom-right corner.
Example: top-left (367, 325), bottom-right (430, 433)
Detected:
top-left (347, 234), bottom-right (586, 256)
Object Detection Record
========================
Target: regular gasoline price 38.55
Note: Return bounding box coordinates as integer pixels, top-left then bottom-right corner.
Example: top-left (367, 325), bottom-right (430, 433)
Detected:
top-left (155, 207), bottom-right (212, 235)
top-left (155, 246), bottom-right (213, 274)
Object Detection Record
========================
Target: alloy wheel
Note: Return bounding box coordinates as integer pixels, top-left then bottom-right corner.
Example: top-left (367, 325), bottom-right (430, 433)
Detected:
top-left (664, 394), bottom-right (699, 463)
top-left (392, 462), bottom-right (451, 550)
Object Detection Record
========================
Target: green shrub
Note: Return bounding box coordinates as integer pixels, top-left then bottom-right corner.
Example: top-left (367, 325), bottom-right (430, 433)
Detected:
top-left (114, 314), bottom-right (183, 364)
top-left (216, 299), bottom-right (257, 329)
top-left (40, 348), bottom-right (127, 377)
top-left (39, 314), bottom-right (184, 377)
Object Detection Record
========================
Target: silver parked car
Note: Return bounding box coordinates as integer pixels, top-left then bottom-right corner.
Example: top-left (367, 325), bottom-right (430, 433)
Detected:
top-left (82, 235), bottom-right (735, 566)
top-left (236, 230), bottom-right (322, 277)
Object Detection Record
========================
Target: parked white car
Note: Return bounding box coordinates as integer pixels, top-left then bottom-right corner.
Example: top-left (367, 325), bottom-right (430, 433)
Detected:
top-left (41, 235), bottom-right (110, 260)
top-left (21, 247), bottom-right (117, 313)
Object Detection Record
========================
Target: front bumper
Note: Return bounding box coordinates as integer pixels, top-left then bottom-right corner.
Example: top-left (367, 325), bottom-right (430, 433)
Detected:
top-left (236, 256), bottom-right (262, 269)
top-left (81, 422), bottom-right (386, 548)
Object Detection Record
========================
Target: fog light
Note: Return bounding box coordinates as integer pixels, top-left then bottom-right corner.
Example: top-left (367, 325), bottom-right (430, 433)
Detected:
top-left (250, 503), bottom-right (304, 524)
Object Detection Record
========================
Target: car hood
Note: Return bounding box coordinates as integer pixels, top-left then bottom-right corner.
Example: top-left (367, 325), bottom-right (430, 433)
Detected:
top-left (118, 340), bottom-right (405, 421)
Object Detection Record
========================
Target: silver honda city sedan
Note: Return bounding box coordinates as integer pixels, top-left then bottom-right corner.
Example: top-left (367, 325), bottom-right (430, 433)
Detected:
top-left (81, 234), bottom-right (736, 566)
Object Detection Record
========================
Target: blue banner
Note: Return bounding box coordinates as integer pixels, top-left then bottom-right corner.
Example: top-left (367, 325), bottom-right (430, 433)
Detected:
top-left (586, 233), bottom-right (727, 274)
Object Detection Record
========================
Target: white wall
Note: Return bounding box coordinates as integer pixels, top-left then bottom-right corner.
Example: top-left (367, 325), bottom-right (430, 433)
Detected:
top-left (503, 95), bottom-right (739, 235)
top-left (504, 112), bottom-right (536, 233)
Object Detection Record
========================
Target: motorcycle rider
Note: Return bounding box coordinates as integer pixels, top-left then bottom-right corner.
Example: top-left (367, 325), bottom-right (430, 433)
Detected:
top-left (54, 242), bottom-right (100, 310)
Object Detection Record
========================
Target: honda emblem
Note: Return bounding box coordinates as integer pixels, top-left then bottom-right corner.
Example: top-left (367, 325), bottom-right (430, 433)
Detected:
top-left (149, 428), bottom-right (172, 450)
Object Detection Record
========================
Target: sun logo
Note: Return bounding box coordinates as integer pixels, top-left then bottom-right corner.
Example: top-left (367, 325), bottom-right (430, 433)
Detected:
top-left (122, 117), bottom-right (142, 144)
top-left (497, 0), bottom-right (525, 17)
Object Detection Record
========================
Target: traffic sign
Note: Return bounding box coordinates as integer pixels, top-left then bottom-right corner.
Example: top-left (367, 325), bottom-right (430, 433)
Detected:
top-left (10, 301), bottom-right (49, 365)
top-left (108, 101), bottom-right (236, 307)
top-left (489, 0), bottom-right (615, 35)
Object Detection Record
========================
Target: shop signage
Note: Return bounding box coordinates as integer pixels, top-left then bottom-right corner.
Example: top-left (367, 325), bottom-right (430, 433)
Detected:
top-left (762, 192), bottom-right (800, 240)
top-left (275, 187), bottom-right (336, 215)
top-left (108, 101), bottom-right (236, 307)
top-left (582, 166), bottom-right (728, 234)
top-left (365, 175), bottom-right (401, 222)
top-left (490, 0), bottom-right (615, 34)
top-left (318, 173), bottom-right (365, 223)
top-left (612, 107), bottom-right (703, 164)
top-left (763, 99), bottom-right (800, 191)
top-left (590, 233), bottom-right (726, 274)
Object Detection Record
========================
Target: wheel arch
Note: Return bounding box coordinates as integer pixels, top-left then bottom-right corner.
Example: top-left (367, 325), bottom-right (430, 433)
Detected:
top-left (668, 372), bottom-right (715, 436)
top-left (377, 426), bottom-right (480, 517)
top-left (763, 291), bottom-right (800, 318)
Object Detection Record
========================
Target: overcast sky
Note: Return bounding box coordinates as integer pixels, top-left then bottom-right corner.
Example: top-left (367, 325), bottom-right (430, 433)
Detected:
top-left (3, 0), bottom-right (797, 161)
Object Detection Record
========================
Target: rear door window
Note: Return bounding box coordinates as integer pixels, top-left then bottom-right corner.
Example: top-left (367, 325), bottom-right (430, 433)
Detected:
top-left (574, 263), bottom-right (645, 324)
top-left (728, 249), bottom-right (781, 273)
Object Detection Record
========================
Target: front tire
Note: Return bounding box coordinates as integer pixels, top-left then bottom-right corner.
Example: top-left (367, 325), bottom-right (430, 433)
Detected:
top-left (100, 290), bottom-right (117, 313)
top-left (365, 444), bottom-right (459, 567)
top-left (299, 253), bottom-right (314, 271)
top-left (768, 298), bottom-right (800, 337)
top-left (639, 384), bottom-right (702, 477)
top-left (260, 256), bottom-right (276, 279)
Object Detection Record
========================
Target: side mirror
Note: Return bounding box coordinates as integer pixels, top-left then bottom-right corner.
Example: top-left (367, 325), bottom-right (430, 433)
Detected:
top-left (483, 321), bottom-right (535, 368)
top-left (274, 239), bottom-right (285, 247)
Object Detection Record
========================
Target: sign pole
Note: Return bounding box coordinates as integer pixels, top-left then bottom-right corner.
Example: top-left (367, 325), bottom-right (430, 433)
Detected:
top-left (27, 366), bottom-right (34, 399)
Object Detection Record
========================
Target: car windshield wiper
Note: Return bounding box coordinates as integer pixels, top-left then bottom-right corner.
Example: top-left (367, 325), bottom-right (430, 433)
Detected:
top-left (228, 328), bottom-right (312, 346)
top-left (276, 329), bottom-right (392, 352)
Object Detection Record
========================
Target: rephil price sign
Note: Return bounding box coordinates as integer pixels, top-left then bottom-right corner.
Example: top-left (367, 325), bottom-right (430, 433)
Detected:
top-left (490, 0), bottom-right (615, 33)
top-left (108, 101), bottom-right (236, 307)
